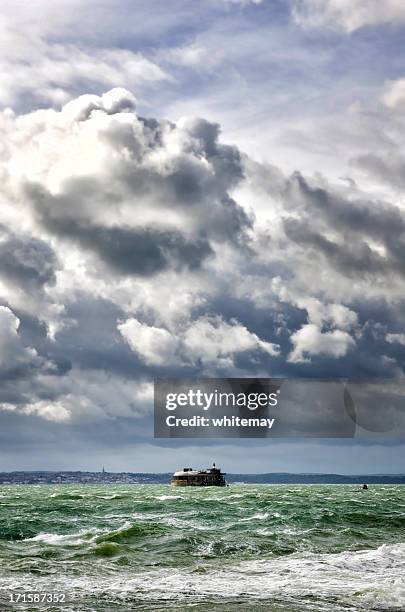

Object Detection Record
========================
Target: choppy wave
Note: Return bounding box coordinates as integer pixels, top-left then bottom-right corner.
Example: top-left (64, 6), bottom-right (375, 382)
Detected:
top-left (26, 527), bottom-right (104, 547)
top-left (155, 494), bottom-right (183, 501)
top-left (239, 512), bottom-right (269, 521)
top-left (0, 484), bottom-right (404, 610)
top-left (0, 543), bottom-right (403, 610)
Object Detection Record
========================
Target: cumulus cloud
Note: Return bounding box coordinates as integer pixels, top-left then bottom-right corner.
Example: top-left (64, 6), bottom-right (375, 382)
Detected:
top-left (0, 87), bottom-right (281, 419)
top-left (118, 319), bottom-right (179, 366)
top-left (292, 0), bottom-right (405, 33)
top-left (280, 295), bottom-right (358, 332)
top-left (119, 315), bottom-right (279, 372)
top-left (0, 84), bottom-right (404, 424)
top-left (1, 89), bottom-right (249, 282)
top-left (386, 333), bottom-right (405, 345)
top-left (182, 316), bottom-right (280, 369)
top-left (288, 323), bottom-right (355, 363)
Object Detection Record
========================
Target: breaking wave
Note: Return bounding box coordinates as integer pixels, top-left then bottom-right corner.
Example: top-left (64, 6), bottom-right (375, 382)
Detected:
top-left (0, 484), bottom-right (404, 610)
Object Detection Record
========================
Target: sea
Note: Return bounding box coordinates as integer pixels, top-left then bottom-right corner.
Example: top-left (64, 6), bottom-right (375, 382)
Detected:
top-left (0, 484), bottom-right (403, 611)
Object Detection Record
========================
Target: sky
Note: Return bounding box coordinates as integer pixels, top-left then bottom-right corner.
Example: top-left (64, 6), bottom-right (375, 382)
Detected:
top-left (0, 0), bottom-right (405, 473)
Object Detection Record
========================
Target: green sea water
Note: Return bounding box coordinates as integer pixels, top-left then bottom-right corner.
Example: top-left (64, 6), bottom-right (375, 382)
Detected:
top-left (0, 484), bottom-right (404, 611)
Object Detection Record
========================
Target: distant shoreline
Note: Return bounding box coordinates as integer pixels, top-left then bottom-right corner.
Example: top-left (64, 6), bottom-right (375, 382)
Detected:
top-left (1, 471), bottom-right (404, 485)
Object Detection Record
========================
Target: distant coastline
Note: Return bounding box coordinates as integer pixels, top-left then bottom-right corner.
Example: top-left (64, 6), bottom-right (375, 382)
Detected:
top-left (0, 471), bottom-right (404, 485)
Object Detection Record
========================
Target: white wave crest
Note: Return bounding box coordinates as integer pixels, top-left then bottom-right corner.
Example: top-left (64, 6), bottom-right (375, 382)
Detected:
top-left (4, 542), bottom-right (404, 609)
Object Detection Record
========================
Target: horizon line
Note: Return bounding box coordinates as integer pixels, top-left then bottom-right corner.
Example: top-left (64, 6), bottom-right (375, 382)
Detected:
top-left (1, 470), bottom-right (404, 476)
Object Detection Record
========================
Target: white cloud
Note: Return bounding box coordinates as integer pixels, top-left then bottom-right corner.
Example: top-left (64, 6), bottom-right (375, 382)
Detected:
top-left (182, 316), bottom-right (280, 368)
top-left (0, 369), bottom-right (153, 423)
top-left (0, 14), bottom-right (168, 108)
top-left (386, 333), bottom-right (405, 345)
top-left (119, 315), bottom-right (279, 371)
top-left (381, 78), bottom-right (405, 109)
top-left (1, 88), bottom-right (246, 237)
top-left (22, 400), bottom-right (72, 423)
top-left (118, 318), bottom-right (179, 366)
top-left (292, 0), bottom-right (405, 32)
top-left (288, 323), bottom-right (355, 363)
top-left (295, 298), bottom-right (358, 331)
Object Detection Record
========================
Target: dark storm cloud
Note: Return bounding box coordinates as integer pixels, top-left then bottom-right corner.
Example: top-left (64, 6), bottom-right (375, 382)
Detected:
top-left (41, 214), bottom-right (214, 276)
top-left (354, 152), bottom-right (405, 191)
top-left (51, 295), bottom-right (140, 375)
top-left (283, 217), bottom-right (388, 276)
top-left (0, 311), bottom-right (57, 392)
top-left (0, 227), bottom-right (58, 289)
top-left (0, 307), bottom-right (68, 409)
top-left (11, 310), bottom-right (72, 377)
top-left (283, 172), bottom-right (405, 277)
top-left (286, 172), bottom-right (405, 239)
